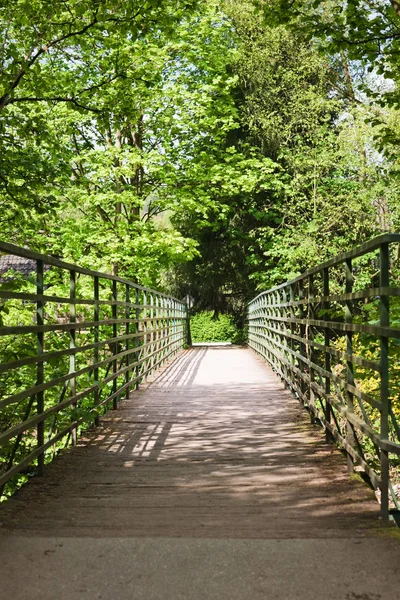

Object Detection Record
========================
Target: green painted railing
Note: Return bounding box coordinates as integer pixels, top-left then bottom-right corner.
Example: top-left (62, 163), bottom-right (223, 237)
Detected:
top-left (0, 243), bottom-right (188, 496)
top-left (247, 234), bottom-right (400, 519)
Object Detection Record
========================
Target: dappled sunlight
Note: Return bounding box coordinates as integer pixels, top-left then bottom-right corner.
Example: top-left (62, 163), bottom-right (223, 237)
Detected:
top-left (0, 347), bottom-right (382, 538)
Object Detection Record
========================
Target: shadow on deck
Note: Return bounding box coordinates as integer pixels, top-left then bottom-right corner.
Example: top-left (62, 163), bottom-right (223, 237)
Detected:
top-left (0, 346), bottom-right (387, 539)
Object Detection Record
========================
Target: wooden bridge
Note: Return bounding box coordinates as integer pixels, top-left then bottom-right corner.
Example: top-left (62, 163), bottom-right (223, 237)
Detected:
top-left (0, 237), bottom-right (400, 599)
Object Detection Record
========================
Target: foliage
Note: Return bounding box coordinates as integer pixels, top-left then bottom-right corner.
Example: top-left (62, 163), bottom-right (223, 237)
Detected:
top-left (170, 1), bottom-right (400, 308)
top-left (1, 0), bottom-right (400, 499)
top-left (254, 0), bottom-right (400, 90)
top-left (2, 0), bottom-right (400, 294)
top-left (0, 0), bottom-right (241, 286)
top-left (190, 311), bottom-right (243, 343)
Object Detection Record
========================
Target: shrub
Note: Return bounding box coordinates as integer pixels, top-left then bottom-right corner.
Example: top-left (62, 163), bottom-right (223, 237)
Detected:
top-left (190, 311), bottom-right (243, 343)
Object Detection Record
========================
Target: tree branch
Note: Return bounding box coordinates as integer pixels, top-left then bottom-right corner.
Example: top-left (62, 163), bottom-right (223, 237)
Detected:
top-left (5, 96), bottom-right (103, 113)
top-left (391, 1), bottom-right (400, 18)
top-left (0, 13), bottom-right (99, 111)
top-left (337, 30), bottom-right (400, 46)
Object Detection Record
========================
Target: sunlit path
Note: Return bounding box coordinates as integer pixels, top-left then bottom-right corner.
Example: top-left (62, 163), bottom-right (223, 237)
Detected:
top-left (0, 347), bottom-right (398, 600)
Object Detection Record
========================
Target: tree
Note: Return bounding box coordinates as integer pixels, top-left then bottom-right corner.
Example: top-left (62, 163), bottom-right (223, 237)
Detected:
top-left (0, 1), bottom-right (249, 285)
top-left (1, 1), bottom-right (197, 219)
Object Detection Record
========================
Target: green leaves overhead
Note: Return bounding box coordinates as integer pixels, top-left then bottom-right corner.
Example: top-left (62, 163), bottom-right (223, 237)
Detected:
top-left (1, 0), bottom-right (400, 307)
top-left (0, 0), bottom-right (247, 285)
top-left (0, 0), bottom-right (200, 111)
top-left (256, 0), bottom-right (400, 104)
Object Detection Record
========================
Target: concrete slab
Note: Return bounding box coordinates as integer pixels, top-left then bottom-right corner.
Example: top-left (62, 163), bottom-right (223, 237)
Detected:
top-left (0, 536), bottom-right (399, 600)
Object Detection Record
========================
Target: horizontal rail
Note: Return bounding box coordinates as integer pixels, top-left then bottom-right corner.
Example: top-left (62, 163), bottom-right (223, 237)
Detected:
top-left (249, 233), bottom-right (400, 301)
top-left (247, 234), bottom-right (400, 519)
top-left (0, 243), bottom-right (189, 497)
top-left (0, 241), bottom-right (183, 301)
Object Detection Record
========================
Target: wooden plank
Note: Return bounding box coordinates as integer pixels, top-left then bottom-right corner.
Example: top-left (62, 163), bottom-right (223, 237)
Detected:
top-left (0, 348), bottom-right (387, 539)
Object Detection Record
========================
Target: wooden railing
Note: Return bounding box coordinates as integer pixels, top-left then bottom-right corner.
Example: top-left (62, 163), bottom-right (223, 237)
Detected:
top-left (0, 243), bottom-right (188, 497)
top-left (247, 234), bottom-right (400, 519)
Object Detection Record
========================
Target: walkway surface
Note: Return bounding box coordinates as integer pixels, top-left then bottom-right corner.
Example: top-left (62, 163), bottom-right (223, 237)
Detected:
top-left (0, 347), bottom-right (399, 599)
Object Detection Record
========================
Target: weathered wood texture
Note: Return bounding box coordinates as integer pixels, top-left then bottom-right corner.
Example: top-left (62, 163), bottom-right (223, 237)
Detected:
top-left (0, 347), bottom-right (388, 538)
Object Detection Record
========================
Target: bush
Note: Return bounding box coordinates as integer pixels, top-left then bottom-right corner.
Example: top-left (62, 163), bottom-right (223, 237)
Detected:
top-left (190, 311), bottom-right (244, 343)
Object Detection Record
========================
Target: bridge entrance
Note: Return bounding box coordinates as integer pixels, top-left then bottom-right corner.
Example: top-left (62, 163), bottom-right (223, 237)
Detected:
top-left (0, 346), bottom-right (398, 599)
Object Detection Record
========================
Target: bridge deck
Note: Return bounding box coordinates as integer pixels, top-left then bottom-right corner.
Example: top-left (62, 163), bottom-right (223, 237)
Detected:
top-left (0, 347), bottom-right (398, 599)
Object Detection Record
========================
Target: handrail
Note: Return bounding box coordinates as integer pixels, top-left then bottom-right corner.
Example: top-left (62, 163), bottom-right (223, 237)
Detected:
top-left (247, 234), bottom-right (400, 520)
top-left (0, 241), bottom-right (183, 300)
top-left (0, 243), bottom-right (188, 497)
top-left (248, 234), bottom-right (400, 301)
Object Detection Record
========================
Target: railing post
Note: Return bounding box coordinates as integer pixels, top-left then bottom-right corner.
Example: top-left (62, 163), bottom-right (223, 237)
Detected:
top-left (167, 297), bottom-right (171, 348)
top-left (275, 290), bottom-right (280, 371)
top-left (135, 288), bottom-right (140, 390)
top-left (112, 280), bottom-right (118, 410)
top-left (70, 269), bottom-right (77, 445)
top-left (281, 287), bottom-right (289, 386)
top-left (308, 274), bottom-right (316, 423)
top-left (323, 267), bottom-right (332, 442)
top-left (143, 290), bottom-right (147, 379)
top-left (298, 280), bottom-right (306, 405)
top-left (94, 276), bottom-right (100, 426)
top-left (125, 284), bottom-right (131, 400)
top-left (380, 242), bottom-right (390, 519)
top-left (36, 259), bottom-right (45, 475)
top-left (173, 299), bottom-right (177, 352)
top-left (154, 294), bottom-right (159, 364)
top-left (267, 292), bottom-right (273, 366)
top-left (149, 292), bottom-right (154, 375)
top-left (289, 284), bottom-right (295, 379)
top-left (345, 258), bottom-right (355, 473)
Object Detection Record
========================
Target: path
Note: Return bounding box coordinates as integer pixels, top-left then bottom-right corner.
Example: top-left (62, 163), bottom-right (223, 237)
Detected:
top-left (0, 347), bottom-right (398, 599)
